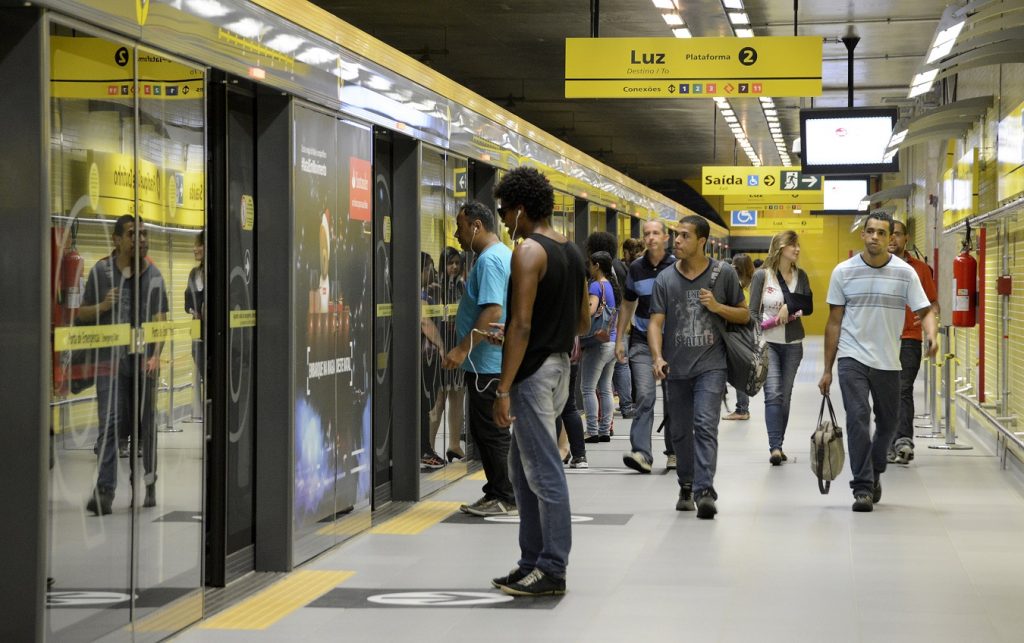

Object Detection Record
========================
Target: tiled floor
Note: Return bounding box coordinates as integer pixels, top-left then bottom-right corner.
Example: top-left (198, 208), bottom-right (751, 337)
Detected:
top-left (176, 339), bottom-right (1024, 643)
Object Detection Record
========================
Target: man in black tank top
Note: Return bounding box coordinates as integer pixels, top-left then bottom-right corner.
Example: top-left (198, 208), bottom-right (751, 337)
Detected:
top-left (488, 167), bottom-right (590, 597)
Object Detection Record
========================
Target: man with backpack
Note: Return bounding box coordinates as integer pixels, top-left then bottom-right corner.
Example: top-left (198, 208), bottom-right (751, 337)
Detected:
top-left (648, 215), bottom-right (747, 519)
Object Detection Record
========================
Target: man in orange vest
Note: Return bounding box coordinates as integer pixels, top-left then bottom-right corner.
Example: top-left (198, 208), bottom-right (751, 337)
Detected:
top-left (887, 219), bottom-right (939, 465)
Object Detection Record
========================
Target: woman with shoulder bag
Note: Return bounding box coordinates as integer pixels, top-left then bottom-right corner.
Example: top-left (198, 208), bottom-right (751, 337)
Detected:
top-left (581, 251), bottom-right (618, 442)
top-left (749, 231), bottom-right (813, 465)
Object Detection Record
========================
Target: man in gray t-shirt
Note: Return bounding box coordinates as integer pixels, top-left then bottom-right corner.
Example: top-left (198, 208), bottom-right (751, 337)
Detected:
top-left (648, 216), bottom-right (747, 519)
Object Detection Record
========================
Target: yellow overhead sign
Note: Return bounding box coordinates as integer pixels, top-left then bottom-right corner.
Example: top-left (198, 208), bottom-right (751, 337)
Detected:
top-left (728, 217), bottom-right (824, 234)
top-left (703, 166), bottom-right (824, 198)
top-left (565, 36), bottom-right (821, 99)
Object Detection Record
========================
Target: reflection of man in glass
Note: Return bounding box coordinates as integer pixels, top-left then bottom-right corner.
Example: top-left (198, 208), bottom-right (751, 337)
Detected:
top-left (185, 232), bottom-right (205, 418)
top-left (78, 214), bottom-right (168, 515)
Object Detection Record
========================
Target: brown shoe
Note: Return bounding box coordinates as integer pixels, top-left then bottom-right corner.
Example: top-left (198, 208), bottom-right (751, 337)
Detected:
top-left (723, 412), bottom-right (750, 421)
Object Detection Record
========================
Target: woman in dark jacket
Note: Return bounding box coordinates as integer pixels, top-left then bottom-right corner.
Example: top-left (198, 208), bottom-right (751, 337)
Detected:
top-left (748, 230), bottom-right (813, 465)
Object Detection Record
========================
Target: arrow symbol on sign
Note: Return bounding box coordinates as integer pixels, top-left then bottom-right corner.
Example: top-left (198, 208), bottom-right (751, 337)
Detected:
top-left (724, 83), bottom-right (735, 93)
top-left (802, 176), bottom-right (820, 188)
top-left (763, 175), bottom-right (776, 187)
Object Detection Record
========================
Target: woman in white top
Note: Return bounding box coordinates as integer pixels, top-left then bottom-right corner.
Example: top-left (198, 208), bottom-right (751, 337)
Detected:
top-left (748, 231), bottom-right (813, 465)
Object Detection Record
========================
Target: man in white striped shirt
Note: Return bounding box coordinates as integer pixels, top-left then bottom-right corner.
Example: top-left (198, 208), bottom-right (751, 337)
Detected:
top-left (819, 212), bottom-right (937, 513)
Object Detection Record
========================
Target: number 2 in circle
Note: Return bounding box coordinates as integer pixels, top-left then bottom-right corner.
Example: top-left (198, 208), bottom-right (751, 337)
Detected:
top-left (739, 47), bottom-right (757, 66)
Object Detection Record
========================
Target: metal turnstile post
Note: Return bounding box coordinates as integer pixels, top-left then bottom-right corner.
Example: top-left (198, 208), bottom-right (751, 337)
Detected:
top-left (930, 326), bottom-right (973, 451)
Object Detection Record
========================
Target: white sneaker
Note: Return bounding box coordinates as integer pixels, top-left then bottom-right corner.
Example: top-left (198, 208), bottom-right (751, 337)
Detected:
top-left (666, 454), bottom-right (677, 470)
top-left (622, 451), bottom-right (652, 473)
top-left (570, 456), bottom-right (589, 469)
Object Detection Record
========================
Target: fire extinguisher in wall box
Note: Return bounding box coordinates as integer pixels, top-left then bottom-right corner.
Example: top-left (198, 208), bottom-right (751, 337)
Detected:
top-left (952, 223), bottom-right (977, 328)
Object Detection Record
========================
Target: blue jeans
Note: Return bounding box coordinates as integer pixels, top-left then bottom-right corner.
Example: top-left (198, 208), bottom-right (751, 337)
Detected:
top-left (581, 342), bottom-right (616, 436)
top-left (613, 360), bottom-right (634, 414)
top-left (627, 341), bottom-right (673, 463)
top-left (734, 388), bottom-right (749, 414)
top-left (837, 357), bottom-right (899, 495)
top-left (95, 362), bottom-right (158, 494)
top-left (508, 354), bottom-right (572, 578)
top-left (665, 369), bottom-right (727, 495)
top-left (764, 342), bottom-right (804, 451)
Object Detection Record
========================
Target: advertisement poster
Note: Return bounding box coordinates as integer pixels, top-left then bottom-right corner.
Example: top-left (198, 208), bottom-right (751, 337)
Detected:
top-left (292, 106), bottom-right (373, 562)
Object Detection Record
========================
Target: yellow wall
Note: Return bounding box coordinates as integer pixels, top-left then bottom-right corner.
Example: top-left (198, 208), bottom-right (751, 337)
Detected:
top-left (731, 215), bottom-right (862, 335)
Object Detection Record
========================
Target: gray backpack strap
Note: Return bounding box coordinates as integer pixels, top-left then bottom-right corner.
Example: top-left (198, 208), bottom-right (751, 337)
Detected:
top-left (708, 259), bottom-right (722, 289)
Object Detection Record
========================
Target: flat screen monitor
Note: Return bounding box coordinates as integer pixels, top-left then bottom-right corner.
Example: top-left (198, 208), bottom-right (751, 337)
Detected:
top-left (822, 178), bottom-right (870, 213)
top-left (800, 107), bottom-right (899, 175)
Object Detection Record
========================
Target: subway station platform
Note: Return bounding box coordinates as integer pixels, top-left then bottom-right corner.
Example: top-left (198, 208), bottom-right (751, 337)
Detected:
top-left (176, 337), bottom-right (1024, 643)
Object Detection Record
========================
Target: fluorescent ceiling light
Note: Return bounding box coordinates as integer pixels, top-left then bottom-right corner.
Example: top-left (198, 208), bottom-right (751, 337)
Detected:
top-left (367, 75), bottom-right (393, 91)
top-left (662, 13), bottom-right (684, 26)
top-left (187, 0), bottom-right (229, 17)
top-left (908, 69), bottom-right (939, 98)
top-left (673, 27), bottom-right (692, 38)
top-left (729, 12), bottom-right (749, 25)
top-left (296, 47), bottom-right (338, 65)
top-left (333, 61), bottom-right (361, 81)
top-left (721, 109), bottom-right (734, 116)
top-left (723, 0), bottom-right (745, 9)
top-left (714, 96), bottom-right (729, 104)
top-left (766, 115), bottom-right (779, 123)
top-left (724, 115), bottom-right (738, 123)
top-left (224, 18), bottom-right (265, 39)
top-left (651, 0), bottom-right (676, 8)
top-left (763, 109), bottom-right (777, 116)
top-left (759, 97), bottom-right (773, 105)
top-left (926, 21), bottom-right (965, 64)
top-left (735, 28), bottom-right (754, 38)
top-left (887, 129), bottom-right (908, 148)
top-left (265, 34), bottom-right (304, 54)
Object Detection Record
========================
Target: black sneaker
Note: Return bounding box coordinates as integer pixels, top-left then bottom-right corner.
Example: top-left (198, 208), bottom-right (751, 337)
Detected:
top-left (895, 443), bottom-right (914, 464)
top-left (500, 568), bottom-right (566, 596)
top-left (569, 456), bottom-right (589, 469)
top-left (852, 492), bottom-right (873, 512)
top-left (584, 435), bottom-right (600, 444)
top-left (598, 435), bottom-right (611, 442)
top-left (695, 490), bottom-right (717, 519)
top-left (491, 567), bottom-right (529, 589)
top-left (86, 487), bottom-right (114, 516)
top-left (872, 478), bottom-right (882, 504)
top-left (676, 486), bottom-right (695, 511)
top-left (769, 449), bottom-right (783, 466)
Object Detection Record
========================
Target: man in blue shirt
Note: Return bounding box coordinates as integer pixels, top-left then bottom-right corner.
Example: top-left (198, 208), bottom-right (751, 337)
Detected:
top-left (615, 220), bottom-right (676, 472)
top-left (443, 202), bottom-right (515, 517)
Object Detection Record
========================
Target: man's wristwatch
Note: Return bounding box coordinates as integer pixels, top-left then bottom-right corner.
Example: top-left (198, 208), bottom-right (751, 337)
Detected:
top-left (495, 390), bottom-right (510, 399)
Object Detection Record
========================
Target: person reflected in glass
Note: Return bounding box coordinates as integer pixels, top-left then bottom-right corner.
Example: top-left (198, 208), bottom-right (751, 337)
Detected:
top-left (419, 252), bottom-right (445, 469)
top-left (430, 247), bottom-right (467, 461)
top-left (185, 232), bottom-right (205, 420)
top-left (78, 215), bottom-right (168, 515)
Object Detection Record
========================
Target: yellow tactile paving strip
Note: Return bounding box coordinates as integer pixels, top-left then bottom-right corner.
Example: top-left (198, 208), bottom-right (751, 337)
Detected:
top-left (317, 511), bottom-right (372, 537)
top-left (427, 460), bottom-right (468, 480)
top-left (369, 501), bottom-right (462, 535)
top-left (199, 570), bottom-right (354, 630)
top-left (468, 470), bottom-right (486, 481)
top-left (134, 591), bottom-right (204, 633)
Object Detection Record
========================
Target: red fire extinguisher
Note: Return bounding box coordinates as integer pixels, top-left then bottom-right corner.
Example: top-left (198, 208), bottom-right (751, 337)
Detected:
top-left (50, 224), bottom-right (85, 394)
top-left (952, 222), bottom-right (977, 328)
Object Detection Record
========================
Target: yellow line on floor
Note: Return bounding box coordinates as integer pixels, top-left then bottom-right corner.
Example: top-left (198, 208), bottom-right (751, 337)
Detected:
top-left (316, 511), bottom-right (372, 537)
top-left (199, 570), bottom-right (354, 630)
top-left (427, 460), bottom-right (468, 480)
top-left (134, 591), bottom-right (203, 633)
top-left (468, 470), bottom-right (486, 481)
top-left (369, 501), bottom-right (462, 535)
